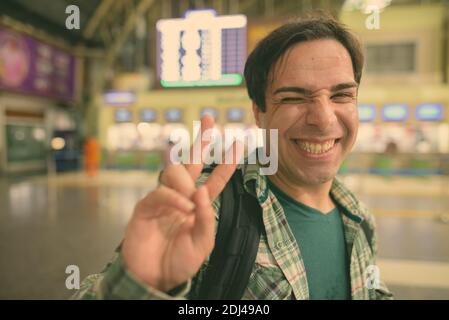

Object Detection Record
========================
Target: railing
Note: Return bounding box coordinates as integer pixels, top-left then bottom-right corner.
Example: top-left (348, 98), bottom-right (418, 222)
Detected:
top-left (340, 152), bottom-right (449, 223)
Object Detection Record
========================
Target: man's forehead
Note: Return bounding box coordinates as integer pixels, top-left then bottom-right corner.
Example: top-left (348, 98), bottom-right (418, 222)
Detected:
top-left (270, 40), bottom-right (355, 92)
top-left (290, 56), bottom-right (350, 70)
top-left (283, 39), bottom-right (352, 63)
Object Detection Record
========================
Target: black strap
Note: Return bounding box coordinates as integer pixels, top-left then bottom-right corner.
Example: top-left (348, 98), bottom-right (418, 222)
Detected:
top-left (197, 169), bottom-right (263, 300)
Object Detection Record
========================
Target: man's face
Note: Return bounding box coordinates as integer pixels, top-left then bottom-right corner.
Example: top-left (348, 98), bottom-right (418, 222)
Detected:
top-left (253, 39), bottom-right (359, 186)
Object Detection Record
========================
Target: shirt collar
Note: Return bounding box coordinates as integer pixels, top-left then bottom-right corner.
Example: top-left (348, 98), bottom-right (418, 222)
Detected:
top-left (240, 162), bottom-right (364, 224)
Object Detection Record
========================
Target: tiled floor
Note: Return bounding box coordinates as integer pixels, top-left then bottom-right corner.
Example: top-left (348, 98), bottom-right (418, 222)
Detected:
top-left (0, 171), bottom-right (448, 299)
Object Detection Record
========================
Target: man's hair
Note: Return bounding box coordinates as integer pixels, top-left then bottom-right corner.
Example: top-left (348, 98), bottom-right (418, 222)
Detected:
top-left (244, 13), bottom-right (364, 112)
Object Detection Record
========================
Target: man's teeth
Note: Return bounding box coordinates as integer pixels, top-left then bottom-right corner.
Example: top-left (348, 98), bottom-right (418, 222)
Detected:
top-left (296, 140), bottom-right (335, 154)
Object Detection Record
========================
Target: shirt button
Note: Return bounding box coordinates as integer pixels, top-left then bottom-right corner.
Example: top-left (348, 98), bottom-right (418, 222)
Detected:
top-left (276, 241), bottom-right (284, 250)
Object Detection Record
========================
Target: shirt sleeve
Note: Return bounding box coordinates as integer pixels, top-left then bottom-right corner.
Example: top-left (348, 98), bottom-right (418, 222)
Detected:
top-left (70, 252), bottom-right (191, 300)
top-left (71, 170), bottom-right (222, 300)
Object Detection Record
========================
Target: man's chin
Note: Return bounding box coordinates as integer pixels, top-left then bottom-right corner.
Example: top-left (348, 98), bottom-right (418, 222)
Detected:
top-left (293, 170), bottom-right (336, 186)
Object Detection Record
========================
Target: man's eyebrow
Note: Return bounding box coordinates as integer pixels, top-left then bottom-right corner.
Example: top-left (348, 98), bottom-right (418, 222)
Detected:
top-left (273, 82), bottom-right (358, 96)
top-left (330, 82), bottom-right (358, 92)
top-left (273, 87), bottom-right (312, 95)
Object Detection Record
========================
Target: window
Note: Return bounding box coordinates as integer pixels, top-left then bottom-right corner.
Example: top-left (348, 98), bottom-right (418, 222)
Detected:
top-left (365, 43), bottom-right (416, 73)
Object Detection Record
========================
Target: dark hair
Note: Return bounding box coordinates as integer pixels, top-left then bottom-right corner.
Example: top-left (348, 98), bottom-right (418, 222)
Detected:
top-left (244, 13), bottom-right (364, 112)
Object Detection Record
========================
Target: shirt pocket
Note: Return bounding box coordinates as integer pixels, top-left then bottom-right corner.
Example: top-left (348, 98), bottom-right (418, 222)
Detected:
top-left (242, 264), bottom-right (294, 300)
top-left (242, 237), bottom-right (293, 300)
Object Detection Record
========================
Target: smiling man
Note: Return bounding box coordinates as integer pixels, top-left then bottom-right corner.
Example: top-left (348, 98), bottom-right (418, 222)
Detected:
top-left (256, 39), bottom-right (359, 213)
top-left (73, 14), bottom-right (393, 300)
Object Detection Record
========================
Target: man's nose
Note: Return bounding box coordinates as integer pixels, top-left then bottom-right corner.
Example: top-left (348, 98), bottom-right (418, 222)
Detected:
top-left (305, 97), bottom-right (337, 130)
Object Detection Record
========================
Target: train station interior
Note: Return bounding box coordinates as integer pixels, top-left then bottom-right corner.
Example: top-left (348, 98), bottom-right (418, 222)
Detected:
top-left (0, 0), bottom-right (448, 299)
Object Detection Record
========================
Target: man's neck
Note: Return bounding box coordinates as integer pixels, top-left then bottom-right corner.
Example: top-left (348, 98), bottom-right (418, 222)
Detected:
top-left (267, 174), bottom-right (335, 213)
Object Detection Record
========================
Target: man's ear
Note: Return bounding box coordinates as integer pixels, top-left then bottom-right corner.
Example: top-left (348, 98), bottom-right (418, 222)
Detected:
top-left (252, 102), bottom-right (263, 128)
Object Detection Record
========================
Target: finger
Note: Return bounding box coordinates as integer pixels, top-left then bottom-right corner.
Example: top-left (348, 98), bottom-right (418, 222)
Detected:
top-left (158, 209), bottom-right (195, 238)
top-left (191, 186), bottom-right (215, 256)
top-left (145, 185), bottom-right (196, 212)
top-left (184, 114), bottom-right (215, 181)
top-left (204, 140), bottom-right (245, 200)
top-left (160, 164), bottom-right (196, 198)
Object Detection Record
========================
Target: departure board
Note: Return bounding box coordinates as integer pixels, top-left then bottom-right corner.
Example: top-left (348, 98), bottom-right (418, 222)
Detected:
top-left (156, 10), bottom-right (247, 87)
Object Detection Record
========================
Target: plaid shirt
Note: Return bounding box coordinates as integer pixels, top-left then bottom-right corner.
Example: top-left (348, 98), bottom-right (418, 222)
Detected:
top-left (72, 163), bottom-right (393, 300)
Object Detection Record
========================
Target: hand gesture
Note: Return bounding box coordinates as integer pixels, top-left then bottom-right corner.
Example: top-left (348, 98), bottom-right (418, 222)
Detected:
top-left (122, 115), bottom-right (242, 292)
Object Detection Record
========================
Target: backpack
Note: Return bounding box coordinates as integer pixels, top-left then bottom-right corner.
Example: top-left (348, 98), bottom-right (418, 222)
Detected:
top-left (196, 168), bottom-right (374, 300)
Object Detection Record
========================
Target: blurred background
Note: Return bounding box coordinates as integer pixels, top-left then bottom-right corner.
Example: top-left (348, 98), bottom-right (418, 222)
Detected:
top-left (0, 0), bottom-right (448, 299)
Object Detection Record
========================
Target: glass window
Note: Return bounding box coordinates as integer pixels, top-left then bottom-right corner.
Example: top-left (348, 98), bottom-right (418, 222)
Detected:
top-left (365, 43), bottom-right (415, 73)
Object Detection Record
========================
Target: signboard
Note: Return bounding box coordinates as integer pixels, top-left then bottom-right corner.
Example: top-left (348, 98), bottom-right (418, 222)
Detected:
top-left (227, 108), bottom-right (244, 122)
top-left (115, 109), bottom-right (133, 123)
top-left (140, 109), bottom-right (157, 122)
top-left (6, 123), bottom-right (46, 163)
top-left (165, 108), bottom-right (183, 122)
top-left (156, 10), bottom-right (247, 87)
top-left (0, 26), bottom-right (76, 101)
top-left (103, 91), bottom-right (135, 106)
top-left (358, 104), bottom-right (376, 122)
top-left (200, 107), bottom-right (219, 119)
top-left (415, 103), bottom-right (443, 121)
top-left (382, 104), bottom-right (409, 122)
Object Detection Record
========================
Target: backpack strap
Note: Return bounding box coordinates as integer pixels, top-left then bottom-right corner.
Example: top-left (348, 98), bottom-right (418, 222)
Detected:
top-left (197, 169), bottom-right (263, 300)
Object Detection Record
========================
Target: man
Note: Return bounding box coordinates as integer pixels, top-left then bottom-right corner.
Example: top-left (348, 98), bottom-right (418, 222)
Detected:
top-left (73, 14), bottom-right (393, 300)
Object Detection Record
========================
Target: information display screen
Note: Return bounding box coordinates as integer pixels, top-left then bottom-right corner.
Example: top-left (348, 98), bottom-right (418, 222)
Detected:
top-left (165, 109), bottom-right (183, 122)
top-left (115, 109), bottom-right (133, 123)
top-left (358, 104), bottom-right (376, 122)
top-left (156, 10), bottom-right (247, 87)
top-left (227, 108), bottom-right (244, 122)
top-left (415, 103), bottom-right (443, 121)
top-left (382, 104), bottom-right (409, 122)
top-left (140, 109), bottom-right (157, 122)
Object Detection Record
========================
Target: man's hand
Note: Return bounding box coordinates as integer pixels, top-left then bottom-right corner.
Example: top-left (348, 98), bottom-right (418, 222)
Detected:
top-left (122, 115), bottom-right (242, 292)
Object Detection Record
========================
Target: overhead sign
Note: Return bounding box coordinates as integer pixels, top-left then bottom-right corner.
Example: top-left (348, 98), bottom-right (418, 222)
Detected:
top-left (382, 104), bottom-right (409, 121)
top-left (103, 91), bottom-right (135, 106)
top-left (415, 103), bottom-right (443, 121)
top-left (156, 10), bottom-right (247, 87)
top-left (227, 108), bottom-right (244, 122)
top-left (165, 108), bottom-right (183, 122)
top-left (0, 26), bottom-right (76, 101)
top-left (115, 109), bottom-right (132, 123)
top-left (200, 107), bottom-right (219, 119)
top-left (140, 109), bottom-right (157, 122)
top-left (358, 104), bottom-right (376, 122)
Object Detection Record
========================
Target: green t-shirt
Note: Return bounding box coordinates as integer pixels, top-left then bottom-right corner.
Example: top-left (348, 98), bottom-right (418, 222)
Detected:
top-left (268, 180), bottom-right (351, 300)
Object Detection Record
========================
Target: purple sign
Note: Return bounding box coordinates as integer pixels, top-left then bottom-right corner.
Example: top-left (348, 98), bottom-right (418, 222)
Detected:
top-left (0, 26), bottom-right (76, 101)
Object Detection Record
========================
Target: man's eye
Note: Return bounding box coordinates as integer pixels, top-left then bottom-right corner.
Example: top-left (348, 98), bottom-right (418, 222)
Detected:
top-left (331, 93), bottom-right (354, 102)
top-left (280, 97), bottom-right (306, 103)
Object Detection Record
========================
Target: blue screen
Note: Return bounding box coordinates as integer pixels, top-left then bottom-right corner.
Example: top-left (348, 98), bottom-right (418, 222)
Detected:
top-left (200, 108), bottom-right (219, 119)
top-left (115, 109), bottom-right (132, 122)
top-left (140, 109), bottom-right (157, 122)
top-left (227, 108), bottom-right (244, 122)
top-left (165, 109), bottom-right (182, 122)
top-left (415, 103), bottom-right (443, 121)
top-left (382, 104), bottom-right (409, 121)
top-left (358, 104), bottom-right (376, 122)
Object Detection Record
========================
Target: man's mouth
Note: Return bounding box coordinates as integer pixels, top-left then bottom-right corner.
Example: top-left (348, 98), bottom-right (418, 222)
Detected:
top-left (292, 139), bottom-right (340, 155)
